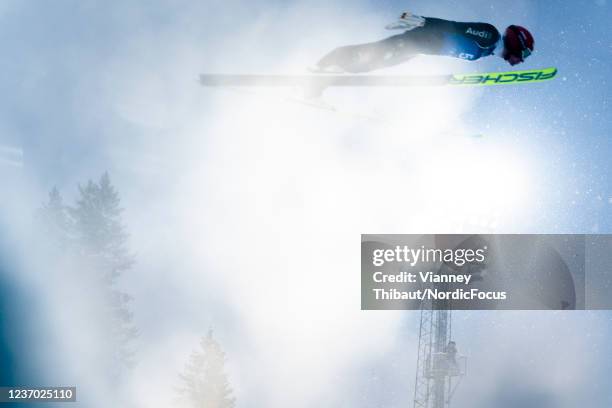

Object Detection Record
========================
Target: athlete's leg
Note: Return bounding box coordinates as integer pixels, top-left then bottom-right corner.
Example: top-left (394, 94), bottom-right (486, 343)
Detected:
top-left (316, 33), bottom-right (418, 73)
top-left (316, 23), bottom-right (445, 73)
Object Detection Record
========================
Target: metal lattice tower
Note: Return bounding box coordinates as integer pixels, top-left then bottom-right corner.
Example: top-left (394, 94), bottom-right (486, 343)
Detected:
top-left (413, 271), bottom-right (466, 408)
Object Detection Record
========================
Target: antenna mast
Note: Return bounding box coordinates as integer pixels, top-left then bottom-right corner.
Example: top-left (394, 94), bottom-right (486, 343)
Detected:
top-left (413, 269), bottom-right (466, 408)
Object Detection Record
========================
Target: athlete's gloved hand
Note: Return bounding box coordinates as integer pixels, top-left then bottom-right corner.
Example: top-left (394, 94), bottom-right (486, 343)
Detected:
top-left (385, 12), bottom-right (425, 30)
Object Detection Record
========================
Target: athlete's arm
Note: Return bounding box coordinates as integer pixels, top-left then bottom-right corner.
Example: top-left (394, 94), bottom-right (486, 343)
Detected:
top-left (420, 18), bottom-right (500, 51)
top-left (459, 22), bottom-right (500, 49)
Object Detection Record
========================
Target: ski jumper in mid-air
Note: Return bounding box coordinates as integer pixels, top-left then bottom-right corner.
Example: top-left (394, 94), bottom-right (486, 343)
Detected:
top-left (315, 12), bottom-right (534, 73)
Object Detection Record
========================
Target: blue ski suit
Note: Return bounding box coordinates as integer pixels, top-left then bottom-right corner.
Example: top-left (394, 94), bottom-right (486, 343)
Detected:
top-left (318, 17), bottom-right (502, 73)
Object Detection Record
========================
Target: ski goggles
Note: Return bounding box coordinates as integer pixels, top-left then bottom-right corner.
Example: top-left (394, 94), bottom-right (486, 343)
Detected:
top-left (519, 41), bottom-right (532, 60)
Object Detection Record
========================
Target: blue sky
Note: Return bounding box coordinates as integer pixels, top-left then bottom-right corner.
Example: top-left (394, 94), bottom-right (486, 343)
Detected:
top-left (0, 1), bottom-right (611, 407)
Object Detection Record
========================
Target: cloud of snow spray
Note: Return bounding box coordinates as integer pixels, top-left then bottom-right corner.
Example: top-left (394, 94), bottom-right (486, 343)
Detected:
top-left (1, 1), bottom-right (609, 408)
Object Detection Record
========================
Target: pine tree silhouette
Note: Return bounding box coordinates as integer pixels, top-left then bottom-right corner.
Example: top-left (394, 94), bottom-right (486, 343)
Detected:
top-left (179, 330), bottom-right (236, 408)
top-left (37, 187), bottom-right (70, 249)
top-left (38, 173), bottom-right (138, 371)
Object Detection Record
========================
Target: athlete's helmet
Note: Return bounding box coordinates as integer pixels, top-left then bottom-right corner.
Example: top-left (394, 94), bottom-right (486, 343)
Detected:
top-left (502, 25), bottom-right (534, 66)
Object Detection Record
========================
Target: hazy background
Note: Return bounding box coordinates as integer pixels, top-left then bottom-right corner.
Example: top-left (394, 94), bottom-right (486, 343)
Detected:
top-left (1, 0), bottom-right (611, 407)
